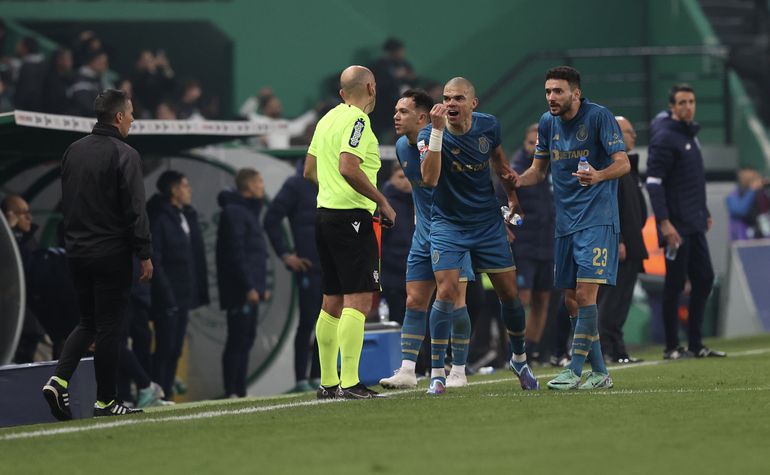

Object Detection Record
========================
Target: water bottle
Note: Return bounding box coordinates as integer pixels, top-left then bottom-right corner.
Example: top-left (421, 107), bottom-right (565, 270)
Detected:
top-left (665, 243), bottom-right (679, 261)
top-left (378, 298), bottom-right (390, 323)
top-left (577, 157), bottom-right (590, 186)
top-left (500, 206), bottom-right (523, 226)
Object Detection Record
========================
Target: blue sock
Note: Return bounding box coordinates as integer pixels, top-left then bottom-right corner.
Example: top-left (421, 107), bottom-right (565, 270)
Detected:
top-left (500, 299), bottom-right (526, 357)
top-left (589, 308), bottom-right (608, 374)
top-left (429, 300), bottom-right (454, 376)
top-left (568, 305), bottom-right (598, 377)
top-left (450, 306), bottom-right (471, 366)
top-left (400, 309), bottom-right (426, 362)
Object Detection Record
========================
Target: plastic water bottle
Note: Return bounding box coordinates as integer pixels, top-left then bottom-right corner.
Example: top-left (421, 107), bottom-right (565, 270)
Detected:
top-left (665, 243), bottom-right (679, 261)
top-left (378, 298), bottom-right (390, 323)
top-left (500, 206), bottom-right (523, 226)
top-left (577, 157), bottom-right (590, 186)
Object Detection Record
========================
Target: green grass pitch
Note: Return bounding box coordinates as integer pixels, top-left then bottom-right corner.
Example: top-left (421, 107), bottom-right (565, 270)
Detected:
top-left (2, 335), bottom-right (769, 475)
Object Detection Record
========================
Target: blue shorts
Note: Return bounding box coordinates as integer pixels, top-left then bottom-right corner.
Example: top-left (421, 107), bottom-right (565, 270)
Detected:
top-left (406, 238), bottom-right (475, 282)
top-left (554, 225), bottom-right (618, 289)
top-left (430, 218), bottom-right (515, 274)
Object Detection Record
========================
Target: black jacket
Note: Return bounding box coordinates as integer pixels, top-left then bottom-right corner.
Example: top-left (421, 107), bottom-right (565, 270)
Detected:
top-left (496, 148), bottom-right (555, 261)
top-left (61, 123), bottom-right (151, 260)
top-left (618, 154), bottom-right (648, 266)
top-left (380, 181), bottom-right (414, 288)
top-left (216, 190), bottom-right (267, 310)
top-left (646, 112), bottom-right (710, 236)
top-left (263, 162), bottom-right (320, 272)
top-left (146, 194), bottom-right (209, 312)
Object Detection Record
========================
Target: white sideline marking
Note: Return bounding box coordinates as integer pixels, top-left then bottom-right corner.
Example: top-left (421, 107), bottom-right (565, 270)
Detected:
top-left (2, 348), bottom-right (769, 441)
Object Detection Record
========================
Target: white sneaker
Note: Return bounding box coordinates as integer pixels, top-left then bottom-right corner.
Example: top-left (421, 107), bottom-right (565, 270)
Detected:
top-left (379, 368), bottom-right (417, 389)
top-left (446, 370), bottom-right (468, 388)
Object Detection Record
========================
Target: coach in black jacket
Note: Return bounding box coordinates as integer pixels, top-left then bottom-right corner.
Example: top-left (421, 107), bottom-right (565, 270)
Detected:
top-left (147, 170), bottom-right (209, 399)
top-left (43, 89), bottom-right (152, 420)
top-left (598, 118), bottom-right (648, 363)
top-left (646, 84), bottom-right (724, 360)
top-left (216, 169), bottom-right (267, 397)
top-left (263, 160), bottom-right (321, 391)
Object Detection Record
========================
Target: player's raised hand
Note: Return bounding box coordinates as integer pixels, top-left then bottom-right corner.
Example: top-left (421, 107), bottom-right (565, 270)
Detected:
top-left (430, 104), bottom-right (447, 130)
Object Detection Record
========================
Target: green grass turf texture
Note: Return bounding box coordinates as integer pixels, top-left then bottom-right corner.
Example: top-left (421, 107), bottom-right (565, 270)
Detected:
top-left (2, 335), bottom-right (769, 475)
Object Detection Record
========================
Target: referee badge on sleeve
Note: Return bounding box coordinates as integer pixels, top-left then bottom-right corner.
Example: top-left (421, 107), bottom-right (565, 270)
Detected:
top-left (349, 118), bottom-right (365, 147)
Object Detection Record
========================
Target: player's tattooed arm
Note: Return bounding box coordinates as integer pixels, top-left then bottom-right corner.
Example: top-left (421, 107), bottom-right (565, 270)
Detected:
top-left (303, 154), bottom-right (318, 184)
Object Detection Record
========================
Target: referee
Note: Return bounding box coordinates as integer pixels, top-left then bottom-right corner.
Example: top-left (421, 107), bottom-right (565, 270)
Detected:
top-left (304, 65), bottom-right (395, 399)
top-left (42, 89), bottom-right (152, 419)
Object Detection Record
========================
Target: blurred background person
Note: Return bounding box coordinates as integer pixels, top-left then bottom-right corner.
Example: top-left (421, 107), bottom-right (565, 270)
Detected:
top-left (216, 168), bottom-right (268, 398)
top-left (368, 37), bottom-right (417, 143)
top-left (42, 48), bottom-right (75, 114)
top-left (239, 88), bottom-right (319, 148)
top-left (726, 167), bottom-right (770, 241)
top-left (147, 170), bottom-right (209, 399)
top-left (69, 48), bottom-right (111, 116)
top-left (263, 158), bottom-right (321, 393)
top-left (132, 49), bottom-right (175, 118)
top-left (13, 37), bottom-right (46, 111)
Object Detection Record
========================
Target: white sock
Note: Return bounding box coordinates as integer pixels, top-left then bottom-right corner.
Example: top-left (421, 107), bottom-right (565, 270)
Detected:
top-left (450, 364), bottom-right (465, 375)
top-left (512, 353), bottom-right (527, 363)
top-left (400, 360), bottom-right (416, 372)
top-left (431, 368), bottom-right (446, 380)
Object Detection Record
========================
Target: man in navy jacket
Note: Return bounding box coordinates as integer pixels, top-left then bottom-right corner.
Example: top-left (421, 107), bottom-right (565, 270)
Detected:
top-left (216, 168), bottom-right (268, 398)
top-left (263, 160), bottom-right (321, 392)
top-left (148, 170), bottom-right (209, 399)
top-left (646, 84), bottom-right (725, 360)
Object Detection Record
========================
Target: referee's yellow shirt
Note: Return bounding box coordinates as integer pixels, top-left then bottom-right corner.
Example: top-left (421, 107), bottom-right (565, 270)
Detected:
top-left (308, 103), bottom-right (380, 214)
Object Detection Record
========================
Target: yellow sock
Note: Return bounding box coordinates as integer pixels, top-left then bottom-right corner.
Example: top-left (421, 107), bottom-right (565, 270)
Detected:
top-left (315, 310), bottom-right (340, 387)
top-left (337, 307), bottom-right (366, 389)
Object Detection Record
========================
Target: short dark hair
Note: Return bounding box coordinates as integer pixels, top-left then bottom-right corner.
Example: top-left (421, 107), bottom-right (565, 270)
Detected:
top-left (20, 36), bottom-right (39, 55)
top-left (156, 170), bottom-right (185, 199)
top-left (235, 168), bottom-right (260, 192)
top-left (545, 66), bottom-right (581, 90)
top-left (94, 89), bottom-right (129, 123)
top-left (383, 37), bottom-right (404, 53)
top-left (668, 83), bottom-right (695, 104)
top-left (400, 88), bottom-right (434, 112)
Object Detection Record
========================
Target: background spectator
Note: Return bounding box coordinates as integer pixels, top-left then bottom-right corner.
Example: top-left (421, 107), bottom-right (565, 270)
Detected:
top-left (369, 37), bottom-right (417, 142)
top-left (726, 167), bottom-right (770, 240)
top-left (263, 159), bottom-right (322, 393)
top-left (132, 49), bottom-right (175, 118)
top-left (216, 168), bottom-right (268, 398)
top-left (177, 79), bottom-right (204, 120)
top-left (69, 48), bottom-right (111, 116)
top-left (379, 165), bottom-right (414, 325)
top-left (42, 48), bottom-right (75, 114)
top-left (147, 170), bottom-right (209, 399)
top-left (13, 37), bottom-right (47, 111)
top-left (239, 87), bottom-right (319, 148)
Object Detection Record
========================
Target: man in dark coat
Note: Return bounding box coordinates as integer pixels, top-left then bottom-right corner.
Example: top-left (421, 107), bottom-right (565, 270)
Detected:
top-left (646, 84), bottom-right (725, 359)
top-left (147, 170), bottom-right (209, 399)
top-left (263, 160), bottom-right (321, 392)
top-left (43, 89), bottom-right (152, 419)
top-left (380, 165), bottom-right (415, 325)
top-left (216, 168), bottom-right (267, 398)
top-left (597, 117), bottom-right (648, 363)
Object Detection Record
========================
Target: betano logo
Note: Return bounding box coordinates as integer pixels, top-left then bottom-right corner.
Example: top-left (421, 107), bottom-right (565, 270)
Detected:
top-left (551, 149), bottom-right (589, 161)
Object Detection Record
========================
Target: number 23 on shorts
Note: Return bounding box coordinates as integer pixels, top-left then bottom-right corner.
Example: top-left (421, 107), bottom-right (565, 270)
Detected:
top-left (592, 247), bottom-right (608, 267)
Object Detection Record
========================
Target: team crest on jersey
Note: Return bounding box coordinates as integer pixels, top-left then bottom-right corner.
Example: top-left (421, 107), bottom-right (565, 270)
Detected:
top-left (432, 250), bottom-right (440, 264)
top-left (478, 136), bottom-right (490, 154)
top-left (451, 147), bottom-right (461, 155)
top-left (349, 118), bottom-right (365, 147)
top-left (417, 140), bottom-right (428, 153)
top-left (553, 133), bottom-right (560, 141)
top-left (576, 124), bottom-right (588, 142)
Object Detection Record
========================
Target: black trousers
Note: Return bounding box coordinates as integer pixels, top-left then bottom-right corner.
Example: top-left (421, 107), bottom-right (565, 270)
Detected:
top-left (295, 272), bottom-right (321, 383)
top-left (55, 252), bottom-right (132, 403)
top-left (222, 304), bottom-right (258, 397)
top-left (381, 284), bottom-right (406, 324)
top-left (598, 259), bottom-right (642, 358)
top-left (152, 307), bottom-right (189, 399)
top-left (117, 303), bottom-right (152, 403)
top-left (662, 232), bottom-right (714, 352)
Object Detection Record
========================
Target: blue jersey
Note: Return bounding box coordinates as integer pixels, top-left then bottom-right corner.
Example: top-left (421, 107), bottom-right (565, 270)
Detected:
top-left (534, 98), bottom-right (625, 237)
top-left (395, 135), bottom-right (432, 249)
top-left (417, 112), bottom-right (502, 228)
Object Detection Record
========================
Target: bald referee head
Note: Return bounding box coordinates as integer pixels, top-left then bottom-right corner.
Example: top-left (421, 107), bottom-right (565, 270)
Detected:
top-left (339, 65), bottom-right (377, 114)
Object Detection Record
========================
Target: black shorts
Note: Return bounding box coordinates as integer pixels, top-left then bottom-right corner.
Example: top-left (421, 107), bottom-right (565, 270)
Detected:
top-left (315, 208), bottom-right (380, 295)
top-left (515, 258), bottom-right (554, 292)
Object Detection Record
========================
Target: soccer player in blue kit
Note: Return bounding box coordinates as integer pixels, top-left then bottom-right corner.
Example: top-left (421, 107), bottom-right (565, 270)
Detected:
top-left (514, 66), bottom-right (630, 390)
top-left (379, 89), bottom-right (475, 390)
top-left (420, 77), bottom-right (540, 394)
